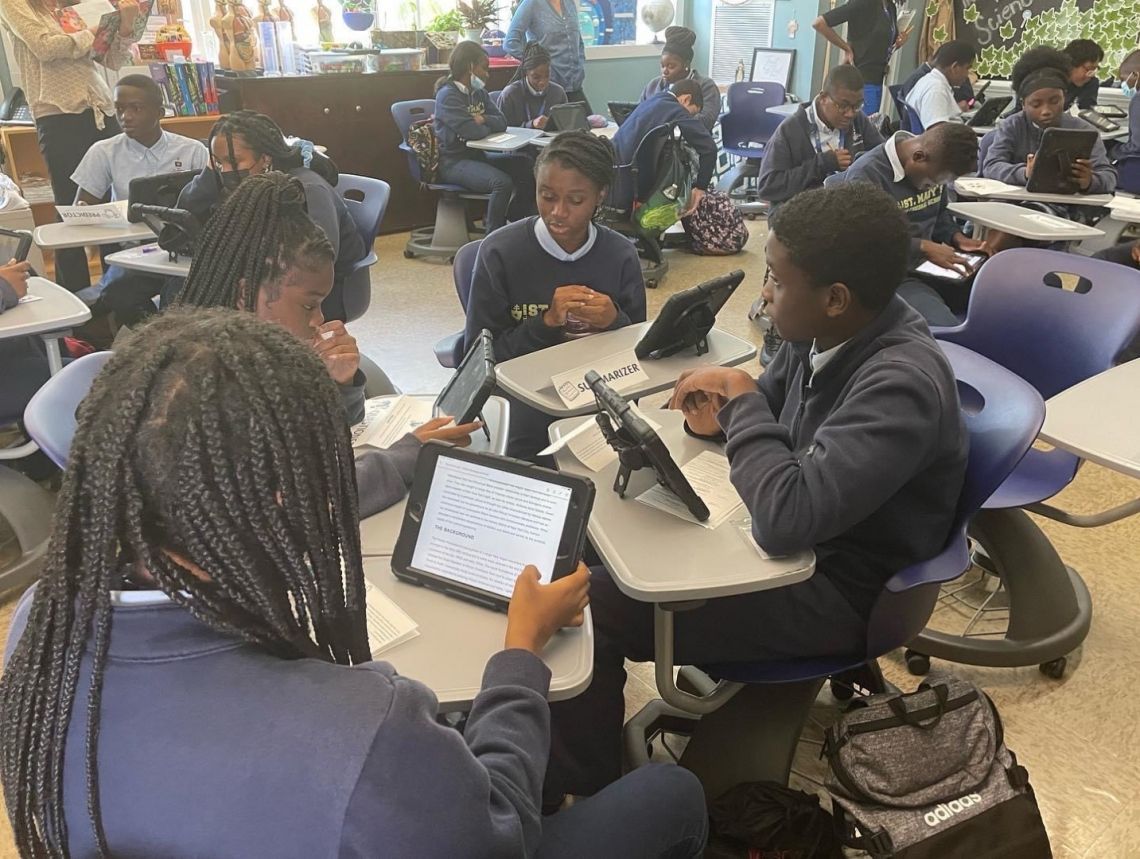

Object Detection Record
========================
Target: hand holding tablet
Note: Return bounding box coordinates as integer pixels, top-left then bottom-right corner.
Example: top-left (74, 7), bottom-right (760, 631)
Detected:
top-left (505, 563), bottom-right (591, 654)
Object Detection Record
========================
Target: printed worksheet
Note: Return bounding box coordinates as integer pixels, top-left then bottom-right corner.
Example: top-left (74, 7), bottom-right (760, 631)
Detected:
top-left (352, 395), bottom-right (433, 449)
top-left (636, 450), bottom-right (744, 529)
top-left (365, 579), bottom-right (420, 657)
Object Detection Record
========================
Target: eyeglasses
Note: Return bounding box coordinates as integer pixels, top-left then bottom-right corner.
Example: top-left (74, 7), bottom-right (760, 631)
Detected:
top-left (826, 95), bottom-right (865, 114)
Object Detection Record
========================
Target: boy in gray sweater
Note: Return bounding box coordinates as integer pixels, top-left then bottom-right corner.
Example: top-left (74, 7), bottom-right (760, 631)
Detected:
top-left (546, 183), bottom-right (968, 802)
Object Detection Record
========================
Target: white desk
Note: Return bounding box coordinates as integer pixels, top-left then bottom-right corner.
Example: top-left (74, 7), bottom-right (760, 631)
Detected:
top-left (550, 410), bottom-right (815, 602)
top-left (528, 122), bottom-right (620, 148)
top-left (948, 201), bottom-right (1104, 241)
top-left (104, 242), bottom-right (192, 277)
top-left (953, 180), bottom-right (1114, 208)
top-left (359, 394), bottom-right (510, 557)
top-left (0, 277), bottom-right (90, 374)
top-left (765, 102), bottom-right (799, 117)
top-left (495, 323), bottom-right (758, 418)
top-left (1039, 359), bottom-right (1140, 480)
top-left (33, 221), bottom-right (155, 250)
top-left (466, 127), bottom-right (545, 152)
top-left (364, 557), bottom-right (593, 710)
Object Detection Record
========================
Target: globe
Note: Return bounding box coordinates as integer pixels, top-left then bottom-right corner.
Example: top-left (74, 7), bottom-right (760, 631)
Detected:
top-left (639, 0), bottom-right (674, 38)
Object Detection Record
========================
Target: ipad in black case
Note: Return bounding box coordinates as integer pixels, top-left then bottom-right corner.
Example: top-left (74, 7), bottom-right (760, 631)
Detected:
top-left (634, 270), bottom-right (746, 359)
top-left (434, 329), bottom-right (495, 425)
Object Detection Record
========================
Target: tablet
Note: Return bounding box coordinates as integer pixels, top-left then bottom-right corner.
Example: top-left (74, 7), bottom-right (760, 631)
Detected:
top-left (434, 329), bottom-right (495, 425)
top-left (127, 170), bottom-right (200, 223)
top-left (547, 102), bottom-right (590, 133)
top-left (608, 100), bottom-right (638, 126)
top-left (0, 228), bottom-right (33, 265)
top-left (392, 444), bottom-right (596, 610)
top-left (587, 371), bottom-right (710, 522)
top-left (966, 95), bottom-right (1011, 128)
top-left (1026, 127), bottom-right (1098, 194)
top-left (129, 204), bottom-right (202, 257)
top-left (634, 270), bottom-right (746, 360)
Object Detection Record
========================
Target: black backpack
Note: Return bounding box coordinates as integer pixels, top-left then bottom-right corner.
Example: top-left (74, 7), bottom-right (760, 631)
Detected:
top-left (705, 781), bottom-right (843, 859)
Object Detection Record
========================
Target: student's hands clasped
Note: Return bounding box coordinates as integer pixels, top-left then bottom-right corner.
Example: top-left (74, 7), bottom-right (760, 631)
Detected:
top-left (543, 285), bottom-right (618, 329)
top-left (505, 563), bottom-right (590, 655)
top-left (669, 366), bottom-right (758, 434)
top-left (0, 260), bottom-right (31, 298)
top-left (313, 321), bottom-right (360, 385)
top-left (412, 416), bottom-right (484, 447)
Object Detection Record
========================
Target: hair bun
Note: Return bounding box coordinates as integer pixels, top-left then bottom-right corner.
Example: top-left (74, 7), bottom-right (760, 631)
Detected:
top-left (663, 26), bottom-right (696, 50)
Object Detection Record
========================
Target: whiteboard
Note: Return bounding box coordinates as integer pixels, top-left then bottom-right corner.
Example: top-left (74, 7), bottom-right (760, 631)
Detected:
top-left (749, 48), bottom-right (795, 89)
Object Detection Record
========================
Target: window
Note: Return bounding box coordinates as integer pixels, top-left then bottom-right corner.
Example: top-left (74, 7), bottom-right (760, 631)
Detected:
top-left (708, 0), bottom-right (775, 84)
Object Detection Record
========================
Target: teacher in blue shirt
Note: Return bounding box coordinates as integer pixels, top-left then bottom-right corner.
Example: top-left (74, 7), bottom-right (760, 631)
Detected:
top-left (506, 0), bottom-right (590, 111)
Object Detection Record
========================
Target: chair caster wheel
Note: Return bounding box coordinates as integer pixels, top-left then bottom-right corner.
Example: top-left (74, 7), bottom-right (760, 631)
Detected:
top-left (646, 279), bottom-right (658, 289)
top-left (446, 257), bottom-right (455, 264)
top-left (403, 250), bottom-right (415, 259)
top-left (905, 650), bottom-right (930, 676)
top-left (830, 678), bottom-right (854, 701)
top-left (1039, 658), bottom-right (1066, 679)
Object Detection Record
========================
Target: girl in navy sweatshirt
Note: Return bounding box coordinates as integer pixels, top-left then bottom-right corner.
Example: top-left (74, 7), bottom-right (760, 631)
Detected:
top-left (497, 42), bottom-right (568, 130)
top-left (177, 171), bottom-right (480, 516)
top-left (434, 41), bottom-right (535, 233)
top-left (464, 130), bottom-right (647, 458)
top-left (0, 309), bottom-right (707, 857)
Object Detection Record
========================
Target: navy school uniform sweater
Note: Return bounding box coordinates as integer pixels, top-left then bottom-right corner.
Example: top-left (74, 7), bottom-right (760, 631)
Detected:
top-left (434, 80), bottom-right (509, 164)
top-left (720, 296), bottom-right (967, 616)
top-left (756, 102), bottom-right (885, 211)
top-left (640, 70), bottom-right (723, 131)
top-left (497, 79), bottom-right (569, 128)
top-left (5, 586), bottom-right (553, 858)
top-left (980, 110), bottom-right (1117, 195)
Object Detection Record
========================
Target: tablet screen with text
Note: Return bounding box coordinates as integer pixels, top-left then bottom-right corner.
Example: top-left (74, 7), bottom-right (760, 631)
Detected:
top-left (410, 455), bottom-right (573, 599)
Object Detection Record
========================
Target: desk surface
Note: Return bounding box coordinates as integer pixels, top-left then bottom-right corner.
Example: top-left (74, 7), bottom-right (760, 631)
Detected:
top-left (495, 323), bottom-right (758, 418)
top-left (948, 201), bottom-right (1104, 240)
top-left (33, 221), bottom-right (155, 250)
top-left (953, 180), bottom-right (1115, 208)
top-left (528, 122), bottom-right (619, 147)
top-left (359, 395), bottom-right (510, 557)
top-left (104, 242), bottom-right (192, 277)
top-left (551, 410), bottom-right (815, 602)
top-left (467, 127), bottom-right (545, 152)
top-left (0, 277), bottom-right (90, 339)
top-left (364, 557), bottom-right (593, 709)
top-left (1039, 359), bottom-right (1140, 480)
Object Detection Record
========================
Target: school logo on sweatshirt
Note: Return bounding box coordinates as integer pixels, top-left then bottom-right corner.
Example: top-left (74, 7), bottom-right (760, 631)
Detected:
top-left (511, 303), bottom-right (550, 321)
top-left (897, 185), bottom-right (943, 215)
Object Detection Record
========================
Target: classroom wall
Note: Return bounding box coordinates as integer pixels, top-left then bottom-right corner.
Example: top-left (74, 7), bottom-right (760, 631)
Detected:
top-left (583, 55), bottom-right (663, 108)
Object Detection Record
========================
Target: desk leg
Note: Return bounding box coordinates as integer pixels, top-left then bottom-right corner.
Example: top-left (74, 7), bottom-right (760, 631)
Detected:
top-left (652, 603), bottom-right (742, 714)
top-left (41, 334), bottom-right (64, 376)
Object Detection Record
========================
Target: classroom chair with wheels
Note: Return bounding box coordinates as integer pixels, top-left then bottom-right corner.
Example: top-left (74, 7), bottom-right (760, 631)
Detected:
top-left (391, 99), bottom-right (490, 263)
top-left (336, 174), bottom-right (391, 322)
top-left (911, 249), bottom-right (1140, 679)
top-left (906, 106), bottom-right (925, 134)
top-left (888, 85), bottom-right (911, 132)
top-left (433, 239), bottom-right (482, 368)
top-left (717, 81), bottom-right (786, 218)
top-left (623, 342), bottom-right (1045, 800)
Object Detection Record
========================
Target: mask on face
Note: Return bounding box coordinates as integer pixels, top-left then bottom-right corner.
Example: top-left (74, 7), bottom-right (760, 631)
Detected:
top-left (218, 168), bottom-right (251, 193)
top-left (471, 74), bottom-right (486, 91)
top-left (1123, 81), bottom-right (1137, 99)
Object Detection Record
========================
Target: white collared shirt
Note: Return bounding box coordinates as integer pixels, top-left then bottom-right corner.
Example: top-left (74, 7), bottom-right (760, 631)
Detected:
top-left (809, 98), bottom-right (843, 153)
top-left (808, 338), bottom-right (849, 383)
top-left (905, 67), bottom-right (963, 129)
top-left (70, 130), bottom-right (210, 202)
top-left (534, 217), bottom-right (598, 261)
top-left (885, 131), bottom-right (915, 183)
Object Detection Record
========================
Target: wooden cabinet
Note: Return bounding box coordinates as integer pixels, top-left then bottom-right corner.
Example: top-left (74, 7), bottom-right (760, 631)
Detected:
top-left (220, 66), bottom-right (518, 233)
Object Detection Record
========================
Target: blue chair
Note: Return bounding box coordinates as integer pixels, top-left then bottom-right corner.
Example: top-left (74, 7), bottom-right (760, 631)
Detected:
top-left (433, 239), bottom-right (482, 368)
top-left (23, 351), bottom-right (112, 469)
top-left (391, 99), bottom-right (489, 263)
top-left (1116, 155), bottom-right (1140, 194)
top-left (335, 174), bottom-right (390, 322)
top-left (889, 84), bottom-right (911, 132)
top-left (718, 81), bottom-right (787, 214)
top-left (623, 342), bottom-right (1046, 797)
top-left (908, 249), bottom-right (1140, 678)
top-left (906, 105), bottom-right (925, 133)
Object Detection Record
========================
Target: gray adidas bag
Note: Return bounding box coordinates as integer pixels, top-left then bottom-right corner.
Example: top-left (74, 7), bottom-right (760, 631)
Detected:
top-left (823, 675), bottom-right (1051, 858)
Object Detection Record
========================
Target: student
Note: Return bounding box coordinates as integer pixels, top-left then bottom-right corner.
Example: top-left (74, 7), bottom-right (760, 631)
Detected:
top-left (904, 40), bottom-right (977, 128)
top-left (834, 122), bottom-right (982, 325)
top-left (981, 46), bottom-right (1116, 196)
top-left (0, 309), bottom-right (709, 858)
top-left (545, 182), bottom-right (967, 803)
top-left (1094, 239), bottom-right (1140, 271)
top-left (609, 79), bottom-right (717, 220)
top-left (1061, 38), bottom-right (1103, 109)
top-left (70, 74), bottom-right (209, 327)
top-left (1110, 76), bottom-right (1138, 160)
top-left (0, 0), bottom-right (139, 293)
top-left (813, 0), bottom-right (910, 112)
top-left (756, 64), bottom-right (884, 212)
top-left (177, 110), bottom-right (365, 322)
top-left (506, 0), bottom-right (588, 107)
top-left (434, 41), bottom-right (536, 234)
top-left (640, 26), bottom-right (721, 131)
top-left (464, 130), bottom-right (646, 459)
top-left (497, 41), bottom-right (568, 129)
top-left (900, 58), bottom-right (974, 106)
top-left (0, 259), bottom-right (49, 421)
top-left (176, 172), bottom-right (478, 515)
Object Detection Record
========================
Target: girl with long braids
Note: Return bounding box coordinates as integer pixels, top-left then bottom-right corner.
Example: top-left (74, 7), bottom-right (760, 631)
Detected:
top-left (498, 41), bottom-right (568, 130)
top-left (0, 309), bottom-right (709, 856)
top-left (177, 110), bottom-right (366, 321)
top-left (176, 171), bottom-right (479, 516)
top-left (463, 129), bottom-right (646, 459)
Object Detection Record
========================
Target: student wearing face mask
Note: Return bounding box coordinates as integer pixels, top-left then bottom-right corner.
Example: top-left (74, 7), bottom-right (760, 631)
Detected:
top-left (830, 122), bottom-right (982, 325)
top-left (176, 110), bottom-right (365, 322)
top-left (1111, 71), bottom-right (1139, 160)
top-left (639, 26), bottom-right (721, 131)
top-left (435, 41), bottom-right (537, 233)
top-left (1061, 38), bottom-right (1104, 110)
top-left (498, 41), bottom-right (568, 129)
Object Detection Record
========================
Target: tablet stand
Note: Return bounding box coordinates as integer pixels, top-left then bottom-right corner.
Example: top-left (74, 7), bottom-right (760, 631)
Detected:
top-left (654, 303), bottom-right (716, 359)
top-left (595, 413), bottom-right (652, 498)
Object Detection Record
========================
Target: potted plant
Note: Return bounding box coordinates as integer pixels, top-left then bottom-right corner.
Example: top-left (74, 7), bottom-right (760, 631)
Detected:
top-left (425, 8), bottom-right (463, 32)
top-left (457, 0), bottom-right (496, 42)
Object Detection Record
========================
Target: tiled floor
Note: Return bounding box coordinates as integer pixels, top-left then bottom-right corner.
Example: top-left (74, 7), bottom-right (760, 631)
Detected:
top-left (1, 224), bottom-right (1138, 856)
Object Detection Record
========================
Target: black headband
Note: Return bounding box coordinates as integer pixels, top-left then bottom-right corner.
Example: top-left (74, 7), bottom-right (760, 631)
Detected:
top-left (1018, 67), bottom-right (1069, 98)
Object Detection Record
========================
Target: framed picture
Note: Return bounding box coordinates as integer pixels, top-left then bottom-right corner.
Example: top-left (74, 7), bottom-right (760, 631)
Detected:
top-left (749, 47), bottom-right (795, 90)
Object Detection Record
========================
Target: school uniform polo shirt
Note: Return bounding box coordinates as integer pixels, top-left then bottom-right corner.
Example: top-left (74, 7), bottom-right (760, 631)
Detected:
top-left (71, 130), bottom-right (210, 202)
top-left (905, 67), bottom-right (962, 128)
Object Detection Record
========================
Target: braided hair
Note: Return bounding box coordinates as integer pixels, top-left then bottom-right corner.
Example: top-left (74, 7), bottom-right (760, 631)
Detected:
top-left (436, 40), bottom-right (490, 92)
top-left (510, 40), bottom-right (552, 84)
top-left (535, 129), bottom-right (615, 194)
top-left (0, 309), bottom-right (367, 857)
top-left (177, 171), bottom-right (335, 313)
top-left (208, 110), bottom-right (339, 186)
